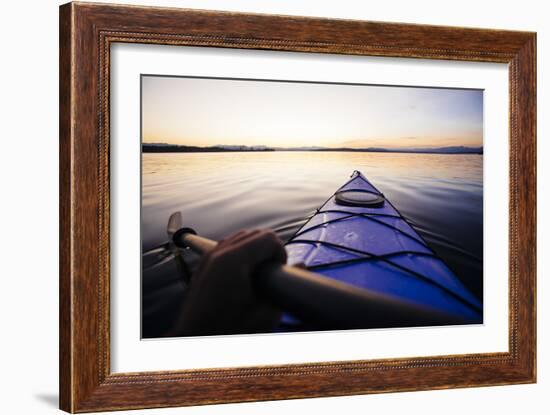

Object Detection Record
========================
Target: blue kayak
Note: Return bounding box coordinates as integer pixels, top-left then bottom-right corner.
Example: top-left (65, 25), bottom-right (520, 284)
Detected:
top-left (283, 171), bottom-right (482, 328)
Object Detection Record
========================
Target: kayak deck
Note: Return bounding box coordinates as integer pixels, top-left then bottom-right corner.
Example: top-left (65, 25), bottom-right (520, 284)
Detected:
top-left (283, 171), bottom-right (482, 328)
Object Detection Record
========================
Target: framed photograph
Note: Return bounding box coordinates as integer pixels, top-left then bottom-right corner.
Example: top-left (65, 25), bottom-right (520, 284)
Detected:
top-left (59, 2), bottom-right (536, 412)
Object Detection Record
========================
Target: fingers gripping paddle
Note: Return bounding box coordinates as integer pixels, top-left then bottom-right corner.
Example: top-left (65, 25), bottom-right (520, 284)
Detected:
top-left (167, 212), bottom-right (474, 330)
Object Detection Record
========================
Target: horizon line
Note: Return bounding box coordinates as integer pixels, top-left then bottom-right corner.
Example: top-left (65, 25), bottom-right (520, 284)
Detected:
top-left (142, 142), bottom-right (483, 149)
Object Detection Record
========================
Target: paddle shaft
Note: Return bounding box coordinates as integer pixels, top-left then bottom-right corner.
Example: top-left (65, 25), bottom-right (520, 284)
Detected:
top-left (174, 232), bottom-right (478, 329)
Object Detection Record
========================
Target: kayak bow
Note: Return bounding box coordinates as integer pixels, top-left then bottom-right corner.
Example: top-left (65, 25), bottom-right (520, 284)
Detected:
top-left (284, 171), bottom-right (482, 328)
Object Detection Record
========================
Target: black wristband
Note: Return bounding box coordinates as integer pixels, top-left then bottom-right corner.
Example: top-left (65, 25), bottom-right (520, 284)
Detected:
top-left (172, 227), bottom-right (197, 248)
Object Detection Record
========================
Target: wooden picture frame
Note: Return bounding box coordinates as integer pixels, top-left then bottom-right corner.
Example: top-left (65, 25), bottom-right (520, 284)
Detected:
top-left (59, 2), bottom-right (536, 412)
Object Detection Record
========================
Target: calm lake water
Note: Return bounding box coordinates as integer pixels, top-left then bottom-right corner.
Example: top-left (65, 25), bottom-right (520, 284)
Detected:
top-left (142, 152), bottom-right (483, 337)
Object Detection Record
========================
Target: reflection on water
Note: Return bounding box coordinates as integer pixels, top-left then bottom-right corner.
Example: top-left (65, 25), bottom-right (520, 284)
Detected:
top-left (142, 152), bottom-right (483, 338)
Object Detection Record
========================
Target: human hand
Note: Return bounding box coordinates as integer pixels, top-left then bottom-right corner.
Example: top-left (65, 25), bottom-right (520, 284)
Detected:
top-left (171, 229), bottom-right (287, 336)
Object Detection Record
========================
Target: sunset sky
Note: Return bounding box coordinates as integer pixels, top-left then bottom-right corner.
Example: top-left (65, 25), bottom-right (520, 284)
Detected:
top-left (142, 75), bottom-right (483, 149)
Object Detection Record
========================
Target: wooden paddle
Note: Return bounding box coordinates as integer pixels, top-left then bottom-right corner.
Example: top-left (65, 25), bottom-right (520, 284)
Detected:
top-left (167, 212), bottom-right (476, 329)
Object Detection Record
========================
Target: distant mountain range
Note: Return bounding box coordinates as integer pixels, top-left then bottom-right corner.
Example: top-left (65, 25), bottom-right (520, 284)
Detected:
top-left (142, 143), bottom-right (483, 155)
top-left (142, 143), bottom-right (276, 153)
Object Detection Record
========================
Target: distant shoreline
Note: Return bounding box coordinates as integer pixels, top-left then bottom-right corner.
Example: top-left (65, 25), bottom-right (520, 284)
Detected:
top-left (142, 144), bottom-right (483, 155)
